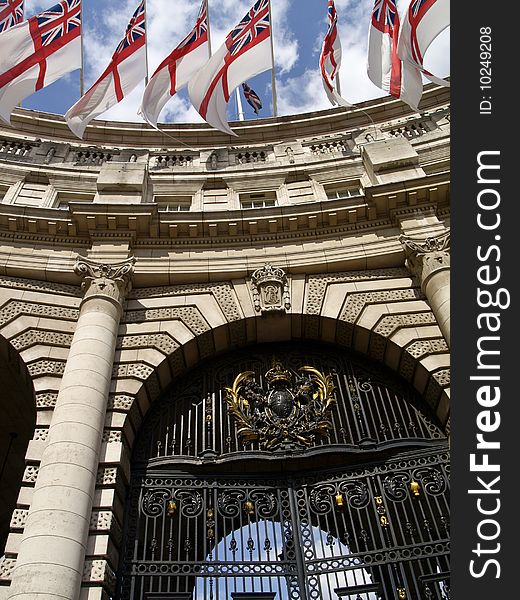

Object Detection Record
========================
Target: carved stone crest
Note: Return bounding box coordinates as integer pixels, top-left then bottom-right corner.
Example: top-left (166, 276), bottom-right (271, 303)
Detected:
top-left (251, 264), bottom-right (291, 314)
top-left (224, 359), bottom-right (336, 450)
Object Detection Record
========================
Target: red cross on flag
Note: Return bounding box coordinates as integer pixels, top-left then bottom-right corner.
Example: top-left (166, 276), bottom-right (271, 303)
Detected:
top-left (367, 0), bottom-right (422, 111)
top-left (65, 0), bottom-right (146, 139)
top-left (188, 0), bottom-right (273, 136)
top-left (0, 0), bottom-right (25, 33)
top-left (140, 0), bottom-right (209, 128)
top-left (0, 0), bottom-right (81, 125)
top-left (397, 0), bottom-right (450, 88)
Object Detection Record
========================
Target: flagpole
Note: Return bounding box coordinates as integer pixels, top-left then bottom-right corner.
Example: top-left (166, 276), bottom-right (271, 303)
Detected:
top-left (205, 0), bottom-right (212, 56)
top-left (80, 0), bottom-right (84, 96)
top-left (236, 88), bottom-right (245, 121)
top-left (144, 0), bottom-right (149, 85)
top-left (336, 70), bottom-right (342, 96)
top-left (267, 0), bottom-right (278, 117)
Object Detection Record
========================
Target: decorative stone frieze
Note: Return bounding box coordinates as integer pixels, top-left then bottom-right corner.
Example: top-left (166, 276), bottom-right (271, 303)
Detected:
top-left (124, 306), bottom-right (210, 337)
top-left (11, 330), bottom-right (74, 352)
top-left (0, 275), bottom-right (81, 296)
top-left (305, 268), bottom-right (409, 316)
top-left (27, 359), bottom-right (66, 377)
top-left (22, 465), bottom-right (39, 483)
top-left (251, 264), bottom-right (291, 314)
top-left (82, 559), bottom-right (116, 588)
top-left (96, 467), bottom-right (118, 487)
top-left (101, 430), bottom-right (122, 444)
top-left (35, 392), bottom-right (59, 408)
top-left (0, 300), bottom-right (79, 328)
top-left (339, 288), bottom-right (422, 324)
top-left (107, 395), bottom-right (135, 411)
top-left (374, 312), bottom-right (437, 338)
top-left (0, 557), bottom-right (16, 581)
top-left (118, 332), bottom-right (179, 355)
top-left (10, 509), bottom-right (28, 530)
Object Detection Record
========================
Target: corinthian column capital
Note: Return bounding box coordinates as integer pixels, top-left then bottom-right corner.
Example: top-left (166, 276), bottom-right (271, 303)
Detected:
top-left (399, 230), bottom-right (450, 285)
top-left (74, 256), bottom-right (136, 306)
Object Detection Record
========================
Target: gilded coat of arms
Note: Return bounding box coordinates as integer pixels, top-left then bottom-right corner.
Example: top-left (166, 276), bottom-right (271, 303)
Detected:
top-left (224, 359), bottom-right (336, 450)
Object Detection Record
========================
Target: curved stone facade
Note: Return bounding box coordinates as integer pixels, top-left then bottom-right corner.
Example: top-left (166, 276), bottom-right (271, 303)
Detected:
top-left (0, 83), bottom-right (450, 600)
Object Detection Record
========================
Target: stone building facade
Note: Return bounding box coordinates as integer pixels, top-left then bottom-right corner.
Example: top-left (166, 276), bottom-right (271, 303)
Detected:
top-left (0, 84), bottom-right (450, 600)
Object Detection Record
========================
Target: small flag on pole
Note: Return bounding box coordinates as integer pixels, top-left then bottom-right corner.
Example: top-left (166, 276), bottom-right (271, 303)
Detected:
top-left (0, 0), bottom-right (81, 125)
top-left (242, 82), bottom-right (262, 114)
top-left (0, 0), bottom-right (24, 33)
top-left (65, 0), bottom-right (147, 139)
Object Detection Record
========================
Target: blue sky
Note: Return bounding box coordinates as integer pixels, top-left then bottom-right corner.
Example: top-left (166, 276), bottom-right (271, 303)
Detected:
top-left (21, 0), bottom-right (450, 123)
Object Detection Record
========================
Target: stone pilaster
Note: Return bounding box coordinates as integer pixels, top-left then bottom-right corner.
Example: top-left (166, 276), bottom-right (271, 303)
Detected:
top-left (7, 257), bottom-right (136, 600)
top-left (400, 231), bottom-right (450, 347)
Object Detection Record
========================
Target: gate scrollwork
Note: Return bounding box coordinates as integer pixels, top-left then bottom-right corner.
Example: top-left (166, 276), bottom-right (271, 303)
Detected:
top-left (217, 489), bottom-right (248, 518)
top-left (383, 473), bottom-right (410, 502)
top-left (338, 480), bottom-right (370, 509)
top-left (413, 467), bottom-right (447, 496)
top-left (172, 489), bottom-right (204, 517)
top-left (309, 483), bottom-right (336, 514)
top-left (249, 489), bottom-right (279, 518)
top-left (141, 488), bottom-right (170, 518)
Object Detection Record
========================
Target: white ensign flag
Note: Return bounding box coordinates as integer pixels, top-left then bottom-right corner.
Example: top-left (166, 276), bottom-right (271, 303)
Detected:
top-left (188, 0), bottom-right (273, 136)
top-left (0, 0), bottom-right (81, 125)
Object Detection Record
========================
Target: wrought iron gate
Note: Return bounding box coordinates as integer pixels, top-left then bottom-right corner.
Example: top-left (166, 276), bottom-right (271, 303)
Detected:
top-left (118, 345), bottom-right (450, 600)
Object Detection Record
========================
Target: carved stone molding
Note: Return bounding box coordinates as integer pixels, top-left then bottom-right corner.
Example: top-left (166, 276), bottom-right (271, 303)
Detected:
top-left (400, 231), bottom-right (450, 284)
top-left (74, 256), bottom-right (136, 305)
top-left (251, 264), bottom-right (291, 314)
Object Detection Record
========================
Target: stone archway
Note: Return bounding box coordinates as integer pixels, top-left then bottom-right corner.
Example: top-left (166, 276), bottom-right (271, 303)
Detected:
top-left (116, 341), bottom-right (450, 600)
top-left (0, 335), bottom-right (36, 557)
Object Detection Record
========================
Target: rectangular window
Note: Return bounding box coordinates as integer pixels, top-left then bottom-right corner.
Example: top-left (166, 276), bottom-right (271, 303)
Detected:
top-left (240, 191), bottom-right (277, 209)
top-left (155, 195), bottom-right (192, 212)
top-left (325, 185), bottom-right (363, 200)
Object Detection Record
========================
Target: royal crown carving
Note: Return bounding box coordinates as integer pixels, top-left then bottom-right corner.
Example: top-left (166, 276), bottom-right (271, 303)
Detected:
top-left (251, 264), bottom-right (291, 314)
top-left (224, 359), bottom-right (336, 450)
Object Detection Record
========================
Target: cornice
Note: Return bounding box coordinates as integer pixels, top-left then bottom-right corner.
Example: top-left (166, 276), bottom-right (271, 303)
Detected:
top-left (3, 85), bottom-right (450, 148)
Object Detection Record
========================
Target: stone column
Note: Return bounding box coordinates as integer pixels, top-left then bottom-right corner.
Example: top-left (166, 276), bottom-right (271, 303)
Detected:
top-left (400, 231), bottom-right (450, 348)
top-left (8, 257), bottom-right (135, 600)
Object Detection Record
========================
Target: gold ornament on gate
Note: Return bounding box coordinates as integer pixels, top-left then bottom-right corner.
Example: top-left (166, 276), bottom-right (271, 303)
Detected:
top-left (243, 500), bottom-right (255, 516)
top-left (409, 479), bottom-right (421, 497)
top-left (334, 491), bottom-right (345, 510)
top-left (166, 499), bottom-right (177, 517)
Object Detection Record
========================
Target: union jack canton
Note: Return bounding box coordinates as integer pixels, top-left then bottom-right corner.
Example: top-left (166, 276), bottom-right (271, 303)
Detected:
top-left (0, 0), bottom-right (24, 33)
top-left (113, 0), bottom-right (146, 57)
top-left (226, 0), bottom-right (270, 60)
top-left (36, 0), bottom-right (81, 49)
top-left (371, 0), bottom-right (398, 34)
top-left (177, 0), bottom-right (207, 52)
top-left (408, 0), bottom-right (437, 67)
